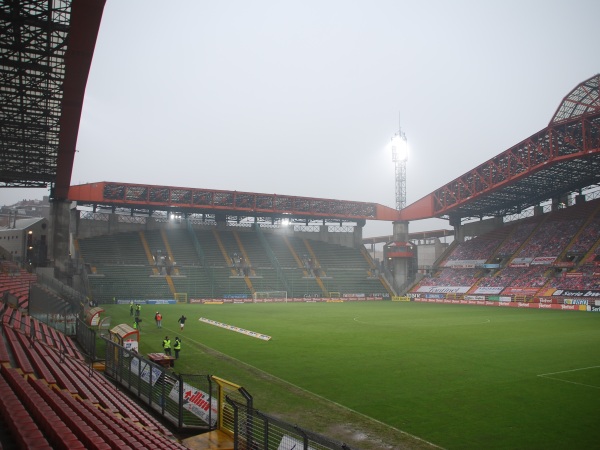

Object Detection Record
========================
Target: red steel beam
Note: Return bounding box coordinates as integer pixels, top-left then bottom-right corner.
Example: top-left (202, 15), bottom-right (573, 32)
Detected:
top-left (68, 182), bottom-right (402, 222)
top-left (54, 0), bottom-right (106, 200)
top-left (399, 112), bottom-right (600, 221)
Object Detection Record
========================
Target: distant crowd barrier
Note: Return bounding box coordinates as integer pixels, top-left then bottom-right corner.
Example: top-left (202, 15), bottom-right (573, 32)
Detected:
top-left (409, 294), bottom-right (599, 312)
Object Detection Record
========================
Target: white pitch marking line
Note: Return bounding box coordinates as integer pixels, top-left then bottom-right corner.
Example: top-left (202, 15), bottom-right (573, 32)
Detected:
top-left (537, 376), bottom-right (600, 390)
top-left (353, 317), bottom-right (371, 324)
top-left (537, 365), bottom-right (600, 390)
top-left (538, 365), bottom-right (600, 377)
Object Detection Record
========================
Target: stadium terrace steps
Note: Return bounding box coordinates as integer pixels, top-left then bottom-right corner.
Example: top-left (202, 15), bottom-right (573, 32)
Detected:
top-left (182, 429), bottom-right (234, 450)
top-left (0, 314), bottom-right (186, 449)
top-left (88, 265), bottom-right (172, 303)
top-left (234, 229), bottom-right (272, 268)
top-left (0, 369), bottom-right (53, 449)
top-left (414, 197), bottom-right (600, 294)
top-left (80, 227), bottom-right (389, 300)
top-left (1, 365), bottom-right (89, 449)
top-left (0, 270), bottom-right (37, 311)
top-left (164, 228), bottom-right (202, 266)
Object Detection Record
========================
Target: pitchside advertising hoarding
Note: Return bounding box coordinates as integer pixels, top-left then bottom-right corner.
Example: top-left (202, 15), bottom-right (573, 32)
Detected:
top-left (190, 296), bottom-right (388, 304)
top-left (412, 297), bottom-right (596, 311)
top-left (130, 357), bottom-right (162, 386)
top-left (168, 381), bottom-right (218, 426)
top-left (116, 299), bottom-right (177, 305)
top-left (551, 289), bottom-right (600, 298)
top-left (278, 436), bottom-right (317, 450)
top-left (412, 296), bottom-right (600, 312)
top-left (416, 286), bottom-right (471, 294)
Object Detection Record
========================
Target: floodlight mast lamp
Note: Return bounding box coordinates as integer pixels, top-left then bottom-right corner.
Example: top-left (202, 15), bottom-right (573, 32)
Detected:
top-left (391, 130), bottom-right (408, 211)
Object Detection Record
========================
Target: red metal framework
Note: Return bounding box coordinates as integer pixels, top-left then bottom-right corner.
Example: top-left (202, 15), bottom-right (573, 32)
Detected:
top-left (400, 75), bottom-right (600, 224)
top-left (68, 182), bottom-right (402, 224)
top-left (0, 0), bottom-right (105, 199)
top-left (550, 74), bottom-right (600, 125)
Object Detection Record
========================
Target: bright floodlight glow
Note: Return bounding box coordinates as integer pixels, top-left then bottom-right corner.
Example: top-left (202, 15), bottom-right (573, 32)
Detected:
top-left (281, 218), bottom-right (290, 226)
top-left (390, 134), bottom-right (408, 162)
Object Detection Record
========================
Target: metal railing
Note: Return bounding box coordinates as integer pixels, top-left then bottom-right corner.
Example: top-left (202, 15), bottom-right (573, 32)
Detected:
top-left (102, 337), bottom-right (224, 431)
top-left (226, 397), bottom-right (356, 450)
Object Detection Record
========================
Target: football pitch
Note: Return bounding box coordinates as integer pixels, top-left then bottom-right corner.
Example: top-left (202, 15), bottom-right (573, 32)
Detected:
top-left (102, 301), bottom-right (600, 449)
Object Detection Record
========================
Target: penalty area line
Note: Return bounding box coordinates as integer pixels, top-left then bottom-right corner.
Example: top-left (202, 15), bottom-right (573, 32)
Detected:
top-left (537, 365), bottom-right (600, 377)
top-left (537, 365), bottom-right (600, 390)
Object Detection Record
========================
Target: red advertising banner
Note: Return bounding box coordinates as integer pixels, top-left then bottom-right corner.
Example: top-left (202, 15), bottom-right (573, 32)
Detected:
top-left (412, 298), bottom-right (586, 311)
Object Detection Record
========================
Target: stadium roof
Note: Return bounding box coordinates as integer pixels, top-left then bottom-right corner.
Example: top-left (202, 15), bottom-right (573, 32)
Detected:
top-left (68, 181), bottom-right (401, 225)
top-left (550, 74), bottom-right (600, 125)
top-left (399, 74), bottom-right (600, 224)
top-left (0, 0), bottom-right (105, 199)
top-left (2, 5), bottom-right (598, 230)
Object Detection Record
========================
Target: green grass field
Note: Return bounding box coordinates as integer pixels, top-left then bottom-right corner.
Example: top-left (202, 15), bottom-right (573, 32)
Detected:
top-left (102, 301), bottom-right (600, 449)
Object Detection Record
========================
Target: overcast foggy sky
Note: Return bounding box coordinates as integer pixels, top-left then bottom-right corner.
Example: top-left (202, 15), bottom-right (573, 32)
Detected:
top-left (3, 0), bottom-right (600, 238)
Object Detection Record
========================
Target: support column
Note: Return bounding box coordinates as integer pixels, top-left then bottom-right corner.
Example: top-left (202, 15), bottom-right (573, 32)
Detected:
top-left (389, 220), bottom-right (410, 291)
top-left (353, 219), bottom-right (365, 248)
top-left (48, 199), bottom-right (71, 274)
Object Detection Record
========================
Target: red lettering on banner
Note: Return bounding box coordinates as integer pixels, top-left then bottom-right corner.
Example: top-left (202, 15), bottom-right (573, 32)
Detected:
top-left (185, 390), bottom-right (210, 412)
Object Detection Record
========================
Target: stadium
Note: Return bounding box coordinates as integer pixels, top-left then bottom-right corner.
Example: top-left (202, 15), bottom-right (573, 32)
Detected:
top-left (1, 1), bottom-right (600, 449)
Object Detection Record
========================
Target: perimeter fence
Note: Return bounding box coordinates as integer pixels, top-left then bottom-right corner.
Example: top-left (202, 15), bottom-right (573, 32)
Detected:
top-left (102, 336), bottom-right (220, 431)
top-left (101, 337), bottom-right (358, 449)
top-left (227, 397), bottom-right (355, 450)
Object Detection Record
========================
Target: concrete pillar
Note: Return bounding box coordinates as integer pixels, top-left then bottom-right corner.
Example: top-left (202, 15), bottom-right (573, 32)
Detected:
top-left (353, 222), bottom-right (363, 248)
top-left (49, 199), bottom-right (71, 274)
top-left (108, 213), bottom-right (119, 233)
top-left (389, 220), bottom-right (410, 291)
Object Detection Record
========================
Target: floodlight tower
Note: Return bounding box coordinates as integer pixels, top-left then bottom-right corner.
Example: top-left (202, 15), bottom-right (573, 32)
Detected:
top-left (391, 126), bottom-right (408, 210)
top-left (387, 122), bottom-right (414, 295)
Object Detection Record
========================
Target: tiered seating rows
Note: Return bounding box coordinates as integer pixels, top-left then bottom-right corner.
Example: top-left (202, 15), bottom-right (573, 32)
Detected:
top-left (0, 371), bottom-right (52, 449)
top-left (0, 270), bottom-right (37, 308)
top-left (1, 365), bottom-right (90, 449)
top-left (447, 235), bottom-right (503, 261)
top-left (516, 218), bottom-right (582, 258)
top-left (0, 317), bottom-right (185, 449)
top-left (415, 199), bottom-right (600, 292)
top-left (81, 228), bottom-right (387, 300)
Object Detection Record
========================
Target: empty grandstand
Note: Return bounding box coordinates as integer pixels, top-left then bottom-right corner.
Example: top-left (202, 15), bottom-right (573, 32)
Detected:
top-left (77, 224), bottom-right (392, 304)
top-left (2, 0), bottom-right (600, 448)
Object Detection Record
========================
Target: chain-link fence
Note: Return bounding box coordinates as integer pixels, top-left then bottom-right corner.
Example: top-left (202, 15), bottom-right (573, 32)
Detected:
top-left (99, 336), bottom-right (359, 448)
top-left (102, 336), bottom-right (226, 432)
top-left (75, 318), bottom-right (97, 361)
top-left (226, 397), bottom-right (356, 450)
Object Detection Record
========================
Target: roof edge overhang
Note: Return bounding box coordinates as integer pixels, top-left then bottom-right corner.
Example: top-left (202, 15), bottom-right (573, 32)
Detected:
top-left (68, 182), bottom-right (401, 223)
top-left (401, 109), bottom-right (600, 222)
top-left (53, 0), bottom-right (106, 200)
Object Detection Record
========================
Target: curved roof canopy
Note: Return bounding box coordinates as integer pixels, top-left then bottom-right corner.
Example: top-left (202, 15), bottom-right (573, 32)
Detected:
top-left (399, 75), bottom-right (600, 224)
top-left (550, 74), bottom-right (600, 125)
top-left (0, 0), bottom-right (105, 199)
top-left (68, 181), bottom-right (401, 225)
